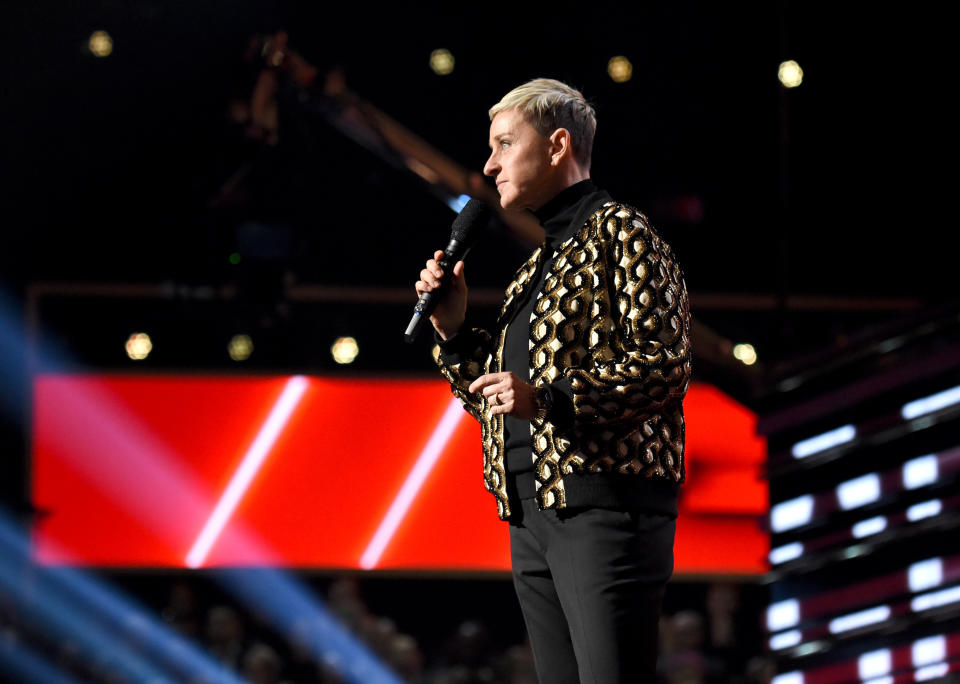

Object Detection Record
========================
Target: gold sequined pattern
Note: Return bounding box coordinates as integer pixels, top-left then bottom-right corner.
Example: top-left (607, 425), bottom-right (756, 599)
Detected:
top-left (435, 327), bottom-right (511, 518)
top-left (437, 202), bottom-right (691, 520)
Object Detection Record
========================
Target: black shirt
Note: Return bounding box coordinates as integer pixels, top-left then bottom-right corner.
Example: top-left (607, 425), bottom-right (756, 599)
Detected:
top-left (502, 179), bottom-right (612, 499)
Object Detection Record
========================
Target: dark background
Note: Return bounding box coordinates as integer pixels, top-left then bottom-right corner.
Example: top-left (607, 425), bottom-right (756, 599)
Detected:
top-left (4, 3), bottom-right (952, 329)
top-left (1, 1), bottom-right (953, 501)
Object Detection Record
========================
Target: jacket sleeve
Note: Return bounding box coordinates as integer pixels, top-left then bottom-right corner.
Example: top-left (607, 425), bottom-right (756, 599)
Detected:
top-left (434, 326), bottom-right (495, 422)
top-left (561, 205), bottom-right (692, 426)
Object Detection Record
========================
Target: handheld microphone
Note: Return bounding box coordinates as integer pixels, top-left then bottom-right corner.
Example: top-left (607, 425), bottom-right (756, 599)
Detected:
top-left (404, 198), bottom-right (490, 343)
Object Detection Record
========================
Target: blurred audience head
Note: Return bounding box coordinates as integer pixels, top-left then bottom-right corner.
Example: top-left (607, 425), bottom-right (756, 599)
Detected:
top-left (671, 610), bottom-right (705, 652)
top-left (205, 604), bottom-right (245, 669)
top-left (162, 580), bottom-right (201, 638)
top-left (243, 642), bottom-right (282, 684)
top-left (387, 632), bottom-right (423, 680)
top-left (206, 605), bottom-right (243, 645)
top-left (706, 581), bottom-right (740, 615)
top-left (448, 619), bottom-right (492, 668)
top-left (328, 576), bottom-right (369, 632)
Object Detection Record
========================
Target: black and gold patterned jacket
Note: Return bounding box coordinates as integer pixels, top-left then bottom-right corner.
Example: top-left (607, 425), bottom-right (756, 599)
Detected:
top-left (436, 201), bottom-right (691, 520)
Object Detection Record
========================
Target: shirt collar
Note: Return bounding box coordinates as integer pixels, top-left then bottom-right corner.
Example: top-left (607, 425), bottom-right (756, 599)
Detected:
top-left (533, 179), bottom-right (599, 226)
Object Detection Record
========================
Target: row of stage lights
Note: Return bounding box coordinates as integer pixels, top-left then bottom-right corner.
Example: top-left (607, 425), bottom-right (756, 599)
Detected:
top-left (125, 332), bottom-right (360, 364)
top-left (84, 30), bottom-right (804, 89)
top-left (431, 51), bottom-right (805, 88)
top-left (124, 332), bottom-right (758, 367)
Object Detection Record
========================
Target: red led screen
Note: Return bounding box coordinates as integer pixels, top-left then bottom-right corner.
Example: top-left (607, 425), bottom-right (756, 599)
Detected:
top-left (32, 375), bottom-right (767, 574)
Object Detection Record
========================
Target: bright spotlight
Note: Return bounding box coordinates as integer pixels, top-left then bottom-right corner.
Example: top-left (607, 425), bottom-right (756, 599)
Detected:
top-left (791, 424), bottom-right (855, 459)
top-left (228, 334), bottom-right (253, 361)
top-left (836, 473), bottom-right (881, 510)
top-left (733, 343), bottom-right (757, 365)
top-left (770, 495), bottom-right (814, 532)
top-left (430, 49), bottom-right (455, 76)
top-left (829, 606), bottom-right (890, 634)
top-left (902, 385), bottom-right (960, 420)
top-left (766, 599), bottom-right (800, 631)
top-left (779, 60), bottom-right (803, 88)
top-left (858, 649), bottom-right (892, 679)
top-left (607, 56), bottom-right (633, 83)
top-left (331, 336), bottom-right (359, 365)
top-left (772, 673), bottom-right (804, 684)
top-left (125, 333), bottom-right (152, 361)
top-left (88, 30), bottom-right (113, 58)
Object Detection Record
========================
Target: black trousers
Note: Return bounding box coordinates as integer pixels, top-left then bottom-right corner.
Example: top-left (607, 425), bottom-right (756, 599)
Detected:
top-left (508, 498), bottom-right (676, 684)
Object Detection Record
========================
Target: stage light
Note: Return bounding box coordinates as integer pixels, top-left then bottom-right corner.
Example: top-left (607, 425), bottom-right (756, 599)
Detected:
top-left (228, 334), bottom-right (253, 361)
top-left (779, 60), bottom-right (803, 88)
top-left (770, 542), bottom-right (804, 565)
top-left (733, 343), bottom-right (757, 365)
top-left (429, 49), bottom-right (455, 76)
top-left (229, 252), bottom-right (241, 265)
top-left (769, 630), bottom-right (802, 650)
top-left (902, 384), bottom-right (960, 419)
top-left (607, 56), bottom-right (633, 83)
top-left (771, 495), bottom-right (814, 532)
top-left (331, 336), bottom-right (359, 364)
top-left (913, 635), bottom-right (946, 667)
top-left (0, 513), bottom-right (245, 684)
top-left (907, 499), bottom-right (942, 521)
top-left (915, 664), bottom-right (949, 680)
top-left (911, 586), bottom-right (960, 612)
top-left (852, 516), bottom-right (886, 538)
top-left (836, 473), bottom-right (880, 510)
top-left (771, 672), bottom-right (803, 684)
top-left (88, 30), bottom-right (113, 58)
top-left (859, 649), bottom-right (892, 679)
top-left (125, 332), bottom-right (152, 361)
top-left (767, 599), bottom-right (800, 631)
top-left (903, 454), bottom-right (938, 489)
top-left (791, 424), bottom-right (856, 459)
top-left (828, 605), bottom-right (890, 634)
top-left (909, 558), bottom-right (943, 592)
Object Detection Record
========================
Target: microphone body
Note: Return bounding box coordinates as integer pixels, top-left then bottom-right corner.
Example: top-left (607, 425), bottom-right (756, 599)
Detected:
top-left (404, 199), bottom-right (490, 343)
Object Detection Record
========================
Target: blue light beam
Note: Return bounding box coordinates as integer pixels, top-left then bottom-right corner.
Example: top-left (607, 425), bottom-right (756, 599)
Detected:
top-left (215, 567), bottom-right (405, 684)
top-left (0, 637), bottom-right (85, 684)
top-left (0, 510), bottom-right (246, 684)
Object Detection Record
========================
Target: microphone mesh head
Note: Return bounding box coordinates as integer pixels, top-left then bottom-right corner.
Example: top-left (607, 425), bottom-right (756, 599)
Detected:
top-left (450, 198), bottom-right (491, 243)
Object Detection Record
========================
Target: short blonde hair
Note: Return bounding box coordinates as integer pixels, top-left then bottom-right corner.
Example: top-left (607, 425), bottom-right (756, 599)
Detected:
top-left (489, 78), bottom-right (596, 169)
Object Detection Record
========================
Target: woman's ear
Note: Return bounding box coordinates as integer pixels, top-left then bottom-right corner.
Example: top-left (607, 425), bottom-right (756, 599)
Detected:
top-left (549, 128), bottom-right (572, 166)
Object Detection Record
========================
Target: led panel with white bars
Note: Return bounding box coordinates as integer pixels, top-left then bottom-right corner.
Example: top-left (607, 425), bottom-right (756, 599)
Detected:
top-left (757, 308), bottom-right (960, 684)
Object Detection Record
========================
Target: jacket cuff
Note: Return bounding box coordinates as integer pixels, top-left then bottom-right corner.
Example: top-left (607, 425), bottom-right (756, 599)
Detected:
top-left (435, 326), bottom-right (478, 366)
top-left (545, 378), bottom-right (575, 430)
